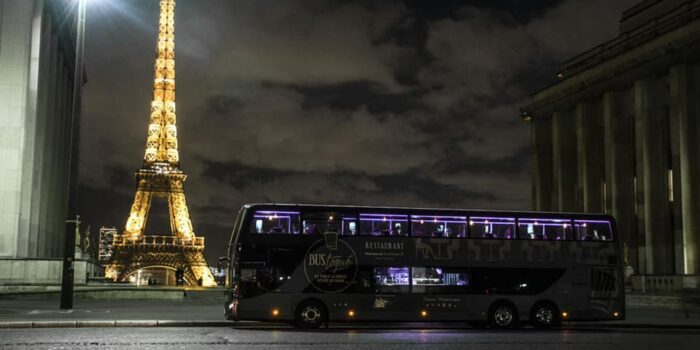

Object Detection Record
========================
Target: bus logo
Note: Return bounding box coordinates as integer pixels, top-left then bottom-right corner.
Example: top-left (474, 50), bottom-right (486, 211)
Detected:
top-left (304, 232), bottom-right (358, 293)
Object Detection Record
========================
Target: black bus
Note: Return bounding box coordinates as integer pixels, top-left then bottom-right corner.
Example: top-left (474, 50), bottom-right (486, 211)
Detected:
top-left (224, 203), bottom-right (624, 329)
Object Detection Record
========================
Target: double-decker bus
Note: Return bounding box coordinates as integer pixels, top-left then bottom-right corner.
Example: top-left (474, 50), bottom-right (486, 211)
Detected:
top-left (224, 203), bottom-right (624, 329)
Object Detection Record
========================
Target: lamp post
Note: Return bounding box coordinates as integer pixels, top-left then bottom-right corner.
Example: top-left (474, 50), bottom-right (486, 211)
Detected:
top-left (60, 0), bottom-right (87, 310)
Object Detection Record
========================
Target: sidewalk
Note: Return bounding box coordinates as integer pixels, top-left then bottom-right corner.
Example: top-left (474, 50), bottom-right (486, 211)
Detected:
top-left (0, 299), bottom-right (228, 328)
top-left (2, 298), bottom-right (700, 329)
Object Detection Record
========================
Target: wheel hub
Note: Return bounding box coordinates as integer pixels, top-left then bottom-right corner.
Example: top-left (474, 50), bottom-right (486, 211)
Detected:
top-left (535, 307), bottom-right (553, 325)
top-left (301, 306), bottom-right (321, 323)
top-left (494, 306), bottom-right (513, 326)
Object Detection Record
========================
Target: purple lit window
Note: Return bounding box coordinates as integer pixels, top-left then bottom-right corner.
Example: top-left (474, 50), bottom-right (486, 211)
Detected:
top-left (360, 214), bottom-right (408, 236)
top-left (374, 267), bottom-right (409, 293)
top-left (341, 217), bottom-right (358, 236)
top-left (517, 218), bottom-right (572, 240)
top-left (411, 215), bottom-right (467, 238)
top-left (250, 211), bottom-right (300, 234)
top-left (469, 216), bottom-right (516, 239)
top-left (411, 267), bottom-right (470, 293)
top-left (574, 220), bottom-right (613, 241)
top-left (302, 212), bottom-right (356, 235)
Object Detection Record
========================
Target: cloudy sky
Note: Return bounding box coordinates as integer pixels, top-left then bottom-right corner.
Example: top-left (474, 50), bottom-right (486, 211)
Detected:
top-left (79, 0), bottom-right (637, 262)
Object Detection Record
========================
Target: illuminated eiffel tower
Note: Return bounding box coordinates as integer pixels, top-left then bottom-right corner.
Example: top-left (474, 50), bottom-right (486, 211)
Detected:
top-left (106, 0), bottom-right (215, 287)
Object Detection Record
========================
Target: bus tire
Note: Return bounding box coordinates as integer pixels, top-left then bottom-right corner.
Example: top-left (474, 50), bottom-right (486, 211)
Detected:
top-left (488, 301), bottom-right (518, 329)
top-left (295, 300), bottom-right (326, 329)
top-left (530, 301), bottom-right (560, 329)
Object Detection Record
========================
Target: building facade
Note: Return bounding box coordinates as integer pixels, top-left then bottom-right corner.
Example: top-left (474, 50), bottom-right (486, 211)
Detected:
top-left (522, 0), bottom-right (700, 288)
top-left (0, 0), bottom-right (83, 284)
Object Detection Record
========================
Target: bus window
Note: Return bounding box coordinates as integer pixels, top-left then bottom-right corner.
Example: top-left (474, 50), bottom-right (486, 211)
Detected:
top-left (250, 211), bottom-right (300, 234)
top-left (239, 261), bottom-right (267, 298)
top-left (469, 217), bottom-right (515, 239)
top-left (517, 218), bottom-right (572, 240)
top-left (574, 220), bottom-right (613, 241)
top-left (341, 214), bottom-right (358, 235)
top-left (302, 212), bottom-right (344, 235)
top-left (411, 215), bottom-right (467, 238)
top-left (471, 268), bottom-right (565, 295)
top-left (359, 214), bottom-right (408, 236)
top-left (411, 267), bottom-right (470, 293)
top-left (373, 267), bottom-right (409, 293)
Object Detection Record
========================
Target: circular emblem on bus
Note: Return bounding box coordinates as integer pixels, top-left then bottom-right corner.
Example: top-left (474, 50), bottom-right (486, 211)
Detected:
top-left (303, 232), bottom-right (358, 293)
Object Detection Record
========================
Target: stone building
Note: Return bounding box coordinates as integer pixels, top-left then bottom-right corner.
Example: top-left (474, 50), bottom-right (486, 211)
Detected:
top-left (521, 0), bottom-right (700, 288)
top-left (0, 0), bottom-right (84, 284)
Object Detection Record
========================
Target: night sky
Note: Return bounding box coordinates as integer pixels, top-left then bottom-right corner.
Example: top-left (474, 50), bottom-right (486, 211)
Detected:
top-left (78, 0), bottom-right (637, 263)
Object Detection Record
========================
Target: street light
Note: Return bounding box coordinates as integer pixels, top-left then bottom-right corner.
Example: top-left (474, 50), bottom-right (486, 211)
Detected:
top-left (60, 0), bottom-right (88, 310)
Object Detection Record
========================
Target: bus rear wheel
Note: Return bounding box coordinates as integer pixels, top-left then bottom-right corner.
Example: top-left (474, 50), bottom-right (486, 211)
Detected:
top-left (489, 302), bottom-right (518, 329)
top-left (531, 302), bottom-right (560, 329)
top-left (295, 300), bottom-right (326, 329)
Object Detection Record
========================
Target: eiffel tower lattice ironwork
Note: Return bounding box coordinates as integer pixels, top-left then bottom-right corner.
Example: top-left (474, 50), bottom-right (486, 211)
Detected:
top-left (105, 0), bottom-right (215, 287)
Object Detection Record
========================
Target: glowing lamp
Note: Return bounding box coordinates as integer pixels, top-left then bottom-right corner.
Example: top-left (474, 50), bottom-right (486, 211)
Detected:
top-left (561, 311), bottom-right (568, 318)
top-left (348, 310), bottom-right (355, 317)
top-left (420, 310), bottom-right (428, 317)
top-left (271, 309), bottom-right (279, 317)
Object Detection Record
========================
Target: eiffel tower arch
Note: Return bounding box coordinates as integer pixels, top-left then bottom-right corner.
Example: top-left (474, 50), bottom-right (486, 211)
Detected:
top-left (106, 0), bottom-right (216, 287)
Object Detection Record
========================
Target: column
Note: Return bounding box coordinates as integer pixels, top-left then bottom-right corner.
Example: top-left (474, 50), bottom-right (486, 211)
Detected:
top-left (39, 23), bottom-right (59, 258)
top-left (603, 89), bottom-right (638, 271)
top-left (552, 110), bottom-right (578, 212)
top-left (18, 3), bottom-right (50, 257)
top-left (670, 65), bottom-right (700, 274)
top-left (531, 116), bottom-right (553, 211)
top-left (634, 77), bottom-right (673, 275)
top-left (576, 101), bottom-right (605, 213)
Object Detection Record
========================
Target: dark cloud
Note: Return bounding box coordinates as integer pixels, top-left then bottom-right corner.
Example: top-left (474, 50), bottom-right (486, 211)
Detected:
top-left (79, 0), bottom-right (638, 263)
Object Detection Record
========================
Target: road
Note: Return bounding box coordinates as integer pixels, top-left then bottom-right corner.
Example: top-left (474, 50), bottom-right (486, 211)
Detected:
top-left (0, 326), bottom-right (697, 350)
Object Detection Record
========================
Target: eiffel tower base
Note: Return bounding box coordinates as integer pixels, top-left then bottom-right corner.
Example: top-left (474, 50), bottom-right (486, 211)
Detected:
top-left (105, 239), bottom-right (216, 287)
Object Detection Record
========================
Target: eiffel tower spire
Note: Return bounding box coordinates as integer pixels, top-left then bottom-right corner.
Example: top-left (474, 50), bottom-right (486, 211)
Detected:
top-left (145, 0), bottom-right (179, 165)
top-left (107, 0), bottom-right (216, 287)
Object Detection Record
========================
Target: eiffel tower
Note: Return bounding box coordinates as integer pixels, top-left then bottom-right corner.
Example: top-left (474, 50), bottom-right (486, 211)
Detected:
top-left (105, 0), bottom-right (216, 287)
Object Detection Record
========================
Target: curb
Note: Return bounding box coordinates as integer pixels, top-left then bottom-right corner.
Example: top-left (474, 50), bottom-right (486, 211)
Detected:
top-left (0, 320), bottom-right (232, 329)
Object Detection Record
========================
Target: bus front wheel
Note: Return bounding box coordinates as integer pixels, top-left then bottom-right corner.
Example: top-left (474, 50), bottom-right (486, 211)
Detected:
top-left (530, 302), bottom-right (560, 329)
top-left (488, 302), bottom-right (518, 329)
top-left (295, 300), bottom-right (326, 329)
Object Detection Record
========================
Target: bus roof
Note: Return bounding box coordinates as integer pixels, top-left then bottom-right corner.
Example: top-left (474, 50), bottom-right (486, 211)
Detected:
top-left (241, 203), bottom-right (614, 220)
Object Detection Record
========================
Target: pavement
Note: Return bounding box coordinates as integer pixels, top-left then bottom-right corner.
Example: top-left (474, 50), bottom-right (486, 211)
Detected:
top-left (1, 298), bottom-right (700, 329)
top-left (2, 325), bottom-right (700, 350)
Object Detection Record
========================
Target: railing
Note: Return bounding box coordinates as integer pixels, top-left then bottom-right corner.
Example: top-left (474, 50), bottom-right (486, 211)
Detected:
top-left (112, 234), bottom-right (204, 248)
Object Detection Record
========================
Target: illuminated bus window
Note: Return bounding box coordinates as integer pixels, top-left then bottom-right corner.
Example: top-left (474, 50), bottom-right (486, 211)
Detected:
top-left (342, 216), bottom-right (358, 236)
top-left (517, 218), bottom-right (572, 240)
top-left (411, 267), bottom-right (470, 293)
top-left (574, 220), bottom-right (613, 241)
top-left (250, 211), bottom-right (300, 234)
top-left (411, 215), bottom-right (468, 238)
top-left (303, 212), bottom-right (357, 235)
top-left (374, 267), bottom-right (409, 293)
top-left (469, 216), bottom-right (516, 239)
top-left (359, 214), bottom-right (408, 236)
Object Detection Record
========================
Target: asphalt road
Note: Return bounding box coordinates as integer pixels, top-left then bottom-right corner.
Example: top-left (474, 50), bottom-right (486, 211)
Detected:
top-left (0, 326), bottom-right (698, 350)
